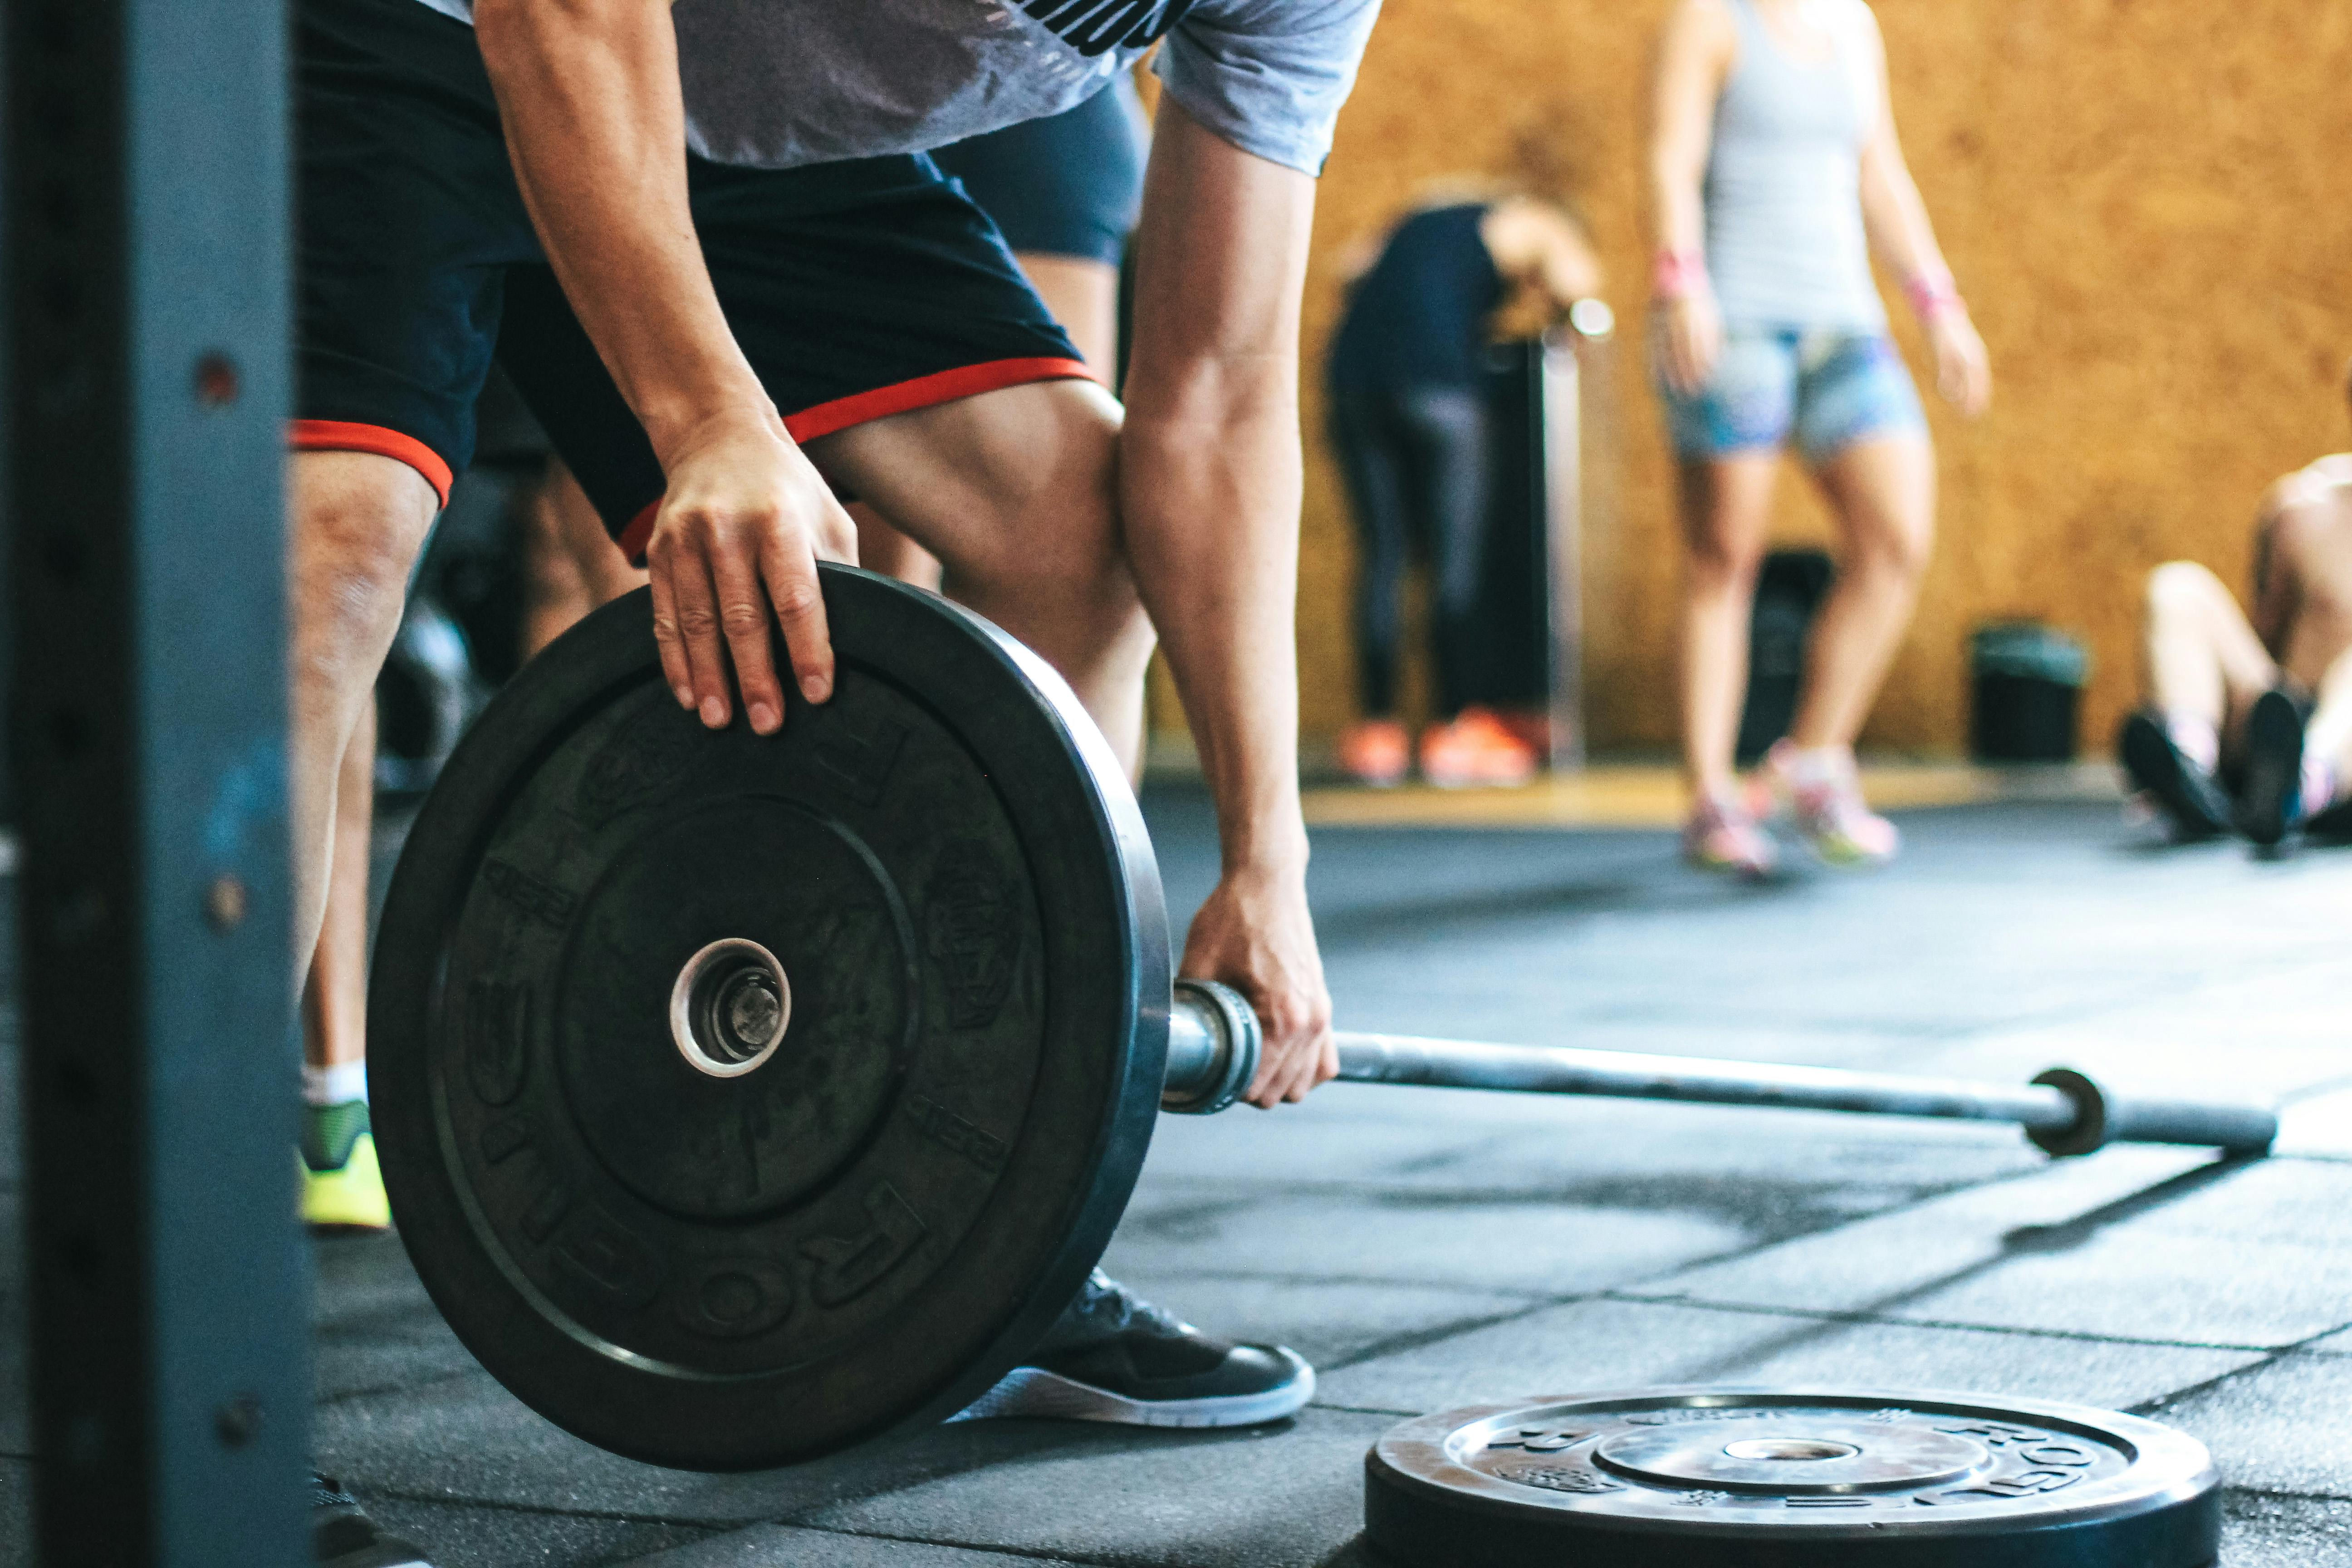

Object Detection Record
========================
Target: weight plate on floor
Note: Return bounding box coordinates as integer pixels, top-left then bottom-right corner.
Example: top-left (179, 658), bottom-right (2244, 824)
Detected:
top-left (370, 567), bottom-right (1171, 1471)
top-left (1366, 1387), bottom-right (2218, 1568)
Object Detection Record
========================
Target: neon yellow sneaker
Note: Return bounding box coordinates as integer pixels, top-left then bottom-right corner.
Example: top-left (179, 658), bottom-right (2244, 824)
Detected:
top-left (301, 1100), bottom-right (391, 1232)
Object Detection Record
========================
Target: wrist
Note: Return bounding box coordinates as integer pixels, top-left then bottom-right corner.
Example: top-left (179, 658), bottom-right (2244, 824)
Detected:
top-left (1904, 266), bottom-right (1963, 322)
top-left (1217, 809), bottom-right (1310, 882)
top-left (1653, 248), bottom-right (1710, 302)
top-left (638, 380), bottom-right (784, 472)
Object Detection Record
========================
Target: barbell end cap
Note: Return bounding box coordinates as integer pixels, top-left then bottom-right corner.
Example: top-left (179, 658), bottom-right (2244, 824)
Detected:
top-left (2028, 1066), bottom-right (2279, 1158)
top-left (2027, 1068), bottom-right (2109, 1157)
top-left (1162, 979), bottom-right (1262, 1116)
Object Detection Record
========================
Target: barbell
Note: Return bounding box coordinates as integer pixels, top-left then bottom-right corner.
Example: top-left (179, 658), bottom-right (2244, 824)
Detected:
top-left (368, 566), bottom-right (2271, 1475)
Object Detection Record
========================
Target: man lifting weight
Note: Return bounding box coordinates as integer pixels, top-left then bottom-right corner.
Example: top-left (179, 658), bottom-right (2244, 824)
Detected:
top-left (2121, 365), bottom-right (2352, 847)
top-left (286, 0), bottom-right (1380, 1506)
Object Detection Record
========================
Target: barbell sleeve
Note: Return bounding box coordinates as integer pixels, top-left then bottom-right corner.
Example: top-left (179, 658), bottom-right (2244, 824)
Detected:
top-left (1162, 980), bottom-right (2275, 1157)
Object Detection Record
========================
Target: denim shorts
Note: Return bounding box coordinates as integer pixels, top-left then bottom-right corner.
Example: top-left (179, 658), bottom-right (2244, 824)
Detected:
top-left (1660, 329), bottom-right (1926, 461)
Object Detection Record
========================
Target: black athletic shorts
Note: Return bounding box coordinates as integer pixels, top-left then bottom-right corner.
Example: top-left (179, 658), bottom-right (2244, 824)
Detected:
top-left (294, 0), bottom-right (1087, 559)
top-left (930, 78), bottom-right (1147, 268)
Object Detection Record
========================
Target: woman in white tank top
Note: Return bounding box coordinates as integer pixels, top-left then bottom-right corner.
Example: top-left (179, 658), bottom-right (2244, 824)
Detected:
top-left (1649, 0), bottom-right (1990, 877)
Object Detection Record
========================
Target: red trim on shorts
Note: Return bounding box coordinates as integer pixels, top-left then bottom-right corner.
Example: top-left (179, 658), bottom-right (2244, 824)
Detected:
top-left (787, 356), bottom-right (1095, 444)
top-left (289, 419), bottom-right (454, 507)
top-left (612, 356), bottom-right (1095, 567)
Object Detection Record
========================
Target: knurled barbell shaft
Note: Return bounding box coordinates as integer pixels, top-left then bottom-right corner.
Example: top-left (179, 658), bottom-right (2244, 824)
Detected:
top-left (1162, 980), bottom-right (2277, 1157)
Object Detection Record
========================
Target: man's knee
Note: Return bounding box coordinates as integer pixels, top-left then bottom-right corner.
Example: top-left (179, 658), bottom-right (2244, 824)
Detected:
top-left (291, 452), bottom-right (438, 685)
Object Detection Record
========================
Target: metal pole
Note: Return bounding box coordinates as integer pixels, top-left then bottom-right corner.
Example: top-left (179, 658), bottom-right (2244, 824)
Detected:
top-left (1538, 326), bottom-right (1585, 773)
top-left (8, 0), bottom-right (308, 1561)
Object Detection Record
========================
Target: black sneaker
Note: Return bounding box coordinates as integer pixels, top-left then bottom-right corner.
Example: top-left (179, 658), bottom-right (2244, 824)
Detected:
top-left (312, 1473), bottom-right (433, 1568)
top-left (2118, 710), bottom-right (2232, 839)
top-left (952, 1270), bottom-right (1313, 1429)
top-left (2235, 688), bottom-right (2311, 848)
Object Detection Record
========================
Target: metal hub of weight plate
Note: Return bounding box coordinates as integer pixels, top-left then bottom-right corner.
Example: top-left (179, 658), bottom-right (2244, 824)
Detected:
top-left (1365, 1388), bottom-right (2218, 1568)
top-left (368, 567), bottom-right (1172, 1471)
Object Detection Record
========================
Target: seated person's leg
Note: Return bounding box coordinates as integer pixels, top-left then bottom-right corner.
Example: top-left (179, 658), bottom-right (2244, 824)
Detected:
top-left (2300, 645), bottom-right (2352, 829)
top-left (2241, 508), bottom-right (2352, 839)
top-left (2125, 560), bottom-right (2273, 837)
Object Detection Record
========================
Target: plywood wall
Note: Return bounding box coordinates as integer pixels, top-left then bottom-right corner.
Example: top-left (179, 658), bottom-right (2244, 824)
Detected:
top-left (1263, 0), bottom-right (2352, 756)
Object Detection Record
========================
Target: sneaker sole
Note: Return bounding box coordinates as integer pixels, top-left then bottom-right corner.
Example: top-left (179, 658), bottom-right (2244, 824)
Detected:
top-left (948, 1348), bottom-right (1314, 1430)
top-left (2118, 712), bottom-right (2230, 839)
top-left (2235, 691), bottom-right (2305, 848)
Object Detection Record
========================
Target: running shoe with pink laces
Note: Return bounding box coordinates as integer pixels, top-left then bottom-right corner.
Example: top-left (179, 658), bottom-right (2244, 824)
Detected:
top-left (1759, 740), bottom-right (1900, 867)
top-left (1683, 788), bottom-right (1779, 878)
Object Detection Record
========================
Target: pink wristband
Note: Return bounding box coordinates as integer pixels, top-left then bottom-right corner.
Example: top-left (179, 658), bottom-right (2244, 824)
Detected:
top-left (1904, 268), bottom-right (1961, 320)
top-left (1653, 249), bottom-right (1710, 301)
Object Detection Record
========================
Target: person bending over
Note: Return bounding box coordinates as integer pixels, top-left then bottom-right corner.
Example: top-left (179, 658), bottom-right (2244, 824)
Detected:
top-left (1651, 0), bottom-right (1989, 877)
top-left (2122, 390), bottom-right (2352, 848)
top-left (1326, 191), bottom-right (1602, 789)
top-left (284, 0), bottom-right (1381, 1494)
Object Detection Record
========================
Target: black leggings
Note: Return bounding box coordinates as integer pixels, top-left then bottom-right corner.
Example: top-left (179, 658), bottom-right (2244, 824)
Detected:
top-left (1330, 383), bottom-right (1491, 718)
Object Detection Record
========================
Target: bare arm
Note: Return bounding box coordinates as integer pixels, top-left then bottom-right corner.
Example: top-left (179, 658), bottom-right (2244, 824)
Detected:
top-left (1648, 0), bottom-right (1733, 394)
top-left (1482, 200), bottom-right (1603, 314)
top-left (1852, 6), bottom-right (1991, 416)
top-left (1121, 102), bottom-right (1333, 1107)
top-left (473, 0), bottom-right (854, 733)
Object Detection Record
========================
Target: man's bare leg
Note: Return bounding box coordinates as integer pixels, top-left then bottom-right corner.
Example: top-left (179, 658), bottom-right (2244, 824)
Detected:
top-left (853, 253), bottom-right (1122, 597)
top-left (303, 696), bottom-right (376, 1073)
top-left (290, 451), bottom-right (441, 965)
top-left (522, 462), bottom-right (647, 661)
top-left (299, 695), bottom-right (389, 1225)
top-left (808, 377), bottom-right (1152, 774)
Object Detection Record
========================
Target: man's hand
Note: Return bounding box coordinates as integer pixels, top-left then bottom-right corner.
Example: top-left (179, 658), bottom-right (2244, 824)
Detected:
top-left (1927, 308), bottom-right (1993, 420)
top-left (1660, 288), bottom-right (1724, 398)
top-left (1180, 865), bottom-right (1336, 1108)
top-left (644, 409), bottom-right (859, 735)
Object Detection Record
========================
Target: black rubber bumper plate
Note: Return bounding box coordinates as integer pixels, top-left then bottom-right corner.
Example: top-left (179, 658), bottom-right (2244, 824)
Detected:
top-left (1365, 1387), bottom-right (2218, 1568)
top-left (369, 568), bottom-right (1171, 1471)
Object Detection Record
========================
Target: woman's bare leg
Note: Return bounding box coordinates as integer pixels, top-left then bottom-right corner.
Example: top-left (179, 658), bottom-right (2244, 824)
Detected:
top-left (1678, 454), bottom-right (1780, 796)
top-left (856, 252), bottom-right (1122, 592)
top-left (1788, 434), bottom-right (1935, 750)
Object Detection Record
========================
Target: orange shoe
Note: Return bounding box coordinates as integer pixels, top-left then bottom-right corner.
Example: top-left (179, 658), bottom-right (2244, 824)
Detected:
top-left (1419, 707), bottom-right (1539, 789)
top-left (1338, 719), bottom-right (1411, 787)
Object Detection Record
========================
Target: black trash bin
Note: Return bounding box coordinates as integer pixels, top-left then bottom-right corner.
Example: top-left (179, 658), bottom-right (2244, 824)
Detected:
top-left (1971, 622), bottom-right (2089, 763)
top-left (1736, 549), bottom-right (1836, 766)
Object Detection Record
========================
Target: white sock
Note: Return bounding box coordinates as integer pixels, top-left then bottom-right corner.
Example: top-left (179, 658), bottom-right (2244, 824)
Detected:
top-left (303, 1060), bottom-right (368, 1107)
top-left (1782, 745), bottom-right (1852, 790)
top-left (2300, 756), bottom-right (2339, 819)
top-left (2163, 713), bottom-right (2220, 776)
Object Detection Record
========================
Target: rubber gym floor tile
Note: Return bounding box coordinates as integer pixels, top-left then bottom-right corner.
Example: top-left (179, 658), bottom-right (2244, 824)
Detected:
top-left (1312, 1296), bottom-right (2259, 1418)
top-left (1639, 1149), bottom-right (2352, 1348)
top-left (1085, 1269), bottom-right (1537, 1370)
top-left (1092, 1186), bottom-right (1750, 1295)
top-left (610, 1523), bottom-right (1092, 1567)
top-left (357, 1494), bottom-right (715, 1568)
top-left (2217, 1490), bottom-right (2352, 1568)
top-left (790, 1405), bottom-right (1399, 1568)
top-left (2143, 1353), bottom-right (2352, 1499)
top-left (2274, 1083), bottom-right (2352, 1160)
top-left (311, 1365), bottom-right (1340, 1529)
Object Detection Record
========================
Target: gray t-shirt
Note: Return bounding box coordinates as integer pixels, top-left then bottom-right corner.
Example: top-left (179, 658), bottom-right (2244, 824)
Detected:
top-left (412, 0), bottom-right (1381, 177)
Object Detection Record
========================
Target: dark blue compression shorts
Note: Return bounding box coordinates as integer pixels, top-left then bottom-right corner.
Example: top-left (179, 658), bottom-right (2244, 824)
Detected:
top-left (929, 78), bottom-right (1147, 268)
top-left (293, 0), bottom-right (1088, 559)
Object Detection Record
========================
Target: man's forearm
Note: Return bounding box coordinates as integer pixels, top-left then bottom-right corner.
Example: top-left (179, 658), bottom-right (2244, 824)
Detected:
top-left (1120, 377), bottom-right (1308, 876)
top-left (474, 0), bottom-right (766, 459)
